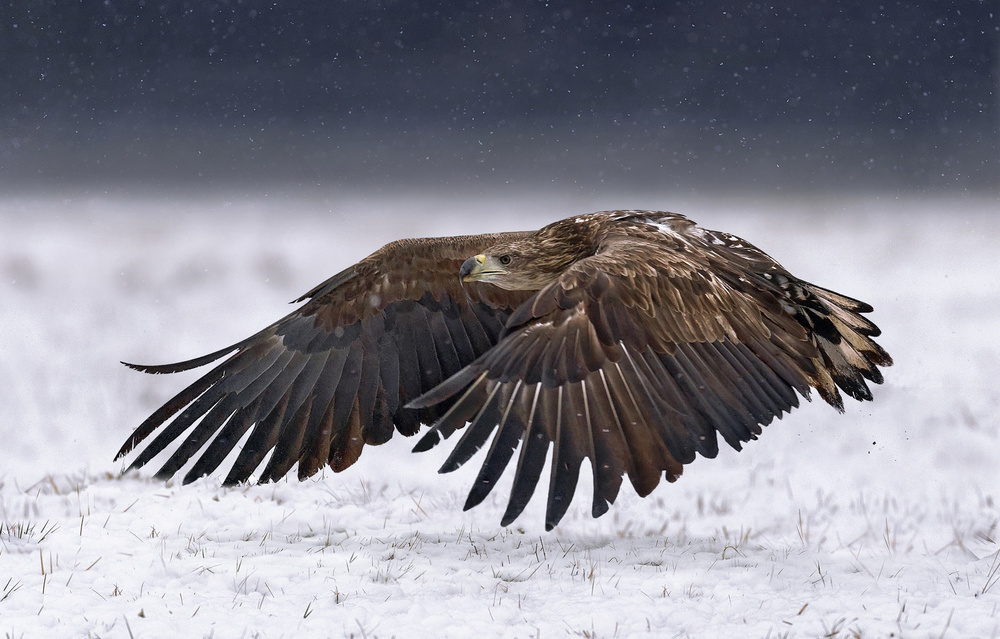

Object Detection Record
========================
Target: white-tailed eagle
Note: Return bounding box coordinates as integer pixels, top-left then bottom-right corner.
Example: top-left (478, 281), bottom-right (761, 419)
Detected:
top-left (117, 211), bottom-right (891, 530)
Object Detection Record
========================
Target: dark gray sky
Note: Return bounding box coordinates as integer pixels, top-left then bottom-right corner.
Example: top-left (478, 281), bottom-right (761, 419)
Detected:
top-left (2, 1), bottom-right (997, 193)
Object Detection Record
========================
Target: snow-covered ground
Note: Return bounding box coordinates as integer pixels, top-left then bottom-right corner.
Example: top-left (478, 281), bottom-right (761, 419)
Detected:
top-left (1, 191), bottom-right (998, 638)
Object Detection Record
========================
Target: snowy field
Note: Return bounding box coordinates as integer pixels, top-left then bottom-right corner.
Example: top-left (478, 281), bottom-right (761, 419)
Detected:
top-left (1, 191), bottom-right (998, 638)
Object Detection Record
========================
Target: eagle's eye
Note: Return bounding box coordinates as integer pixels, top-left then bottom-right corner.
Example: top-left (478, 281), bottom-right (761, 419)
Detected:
top-left (498, 254), bottom-right (512, 266)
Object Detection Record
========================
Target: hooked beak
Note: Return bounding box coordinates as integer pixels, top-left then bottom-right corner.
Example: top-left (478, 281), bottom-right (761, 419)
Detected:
top-left (460, 254), bottom-right (505, 282)
top-left (460, 254), bottom-right (486, 282)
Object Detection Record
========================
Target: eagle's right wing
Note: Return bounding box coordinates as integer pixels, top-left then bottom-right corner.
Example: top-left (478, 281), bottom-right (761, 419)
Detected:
top-left (411, 222), bottom-right (891, 530)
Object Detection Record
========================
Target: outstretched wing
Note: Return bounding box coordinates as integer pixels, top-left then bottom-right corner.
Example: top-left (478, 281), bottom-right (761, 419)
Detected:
top-left (411, 221), bottom-right (891, 530)
top-left (116, 232), bottom-right (535, 485)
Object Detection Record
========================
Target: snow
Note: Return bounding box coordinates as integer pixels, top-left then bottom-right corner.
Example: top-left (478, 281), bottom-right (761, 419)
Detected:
top-left (1, 191), bottom-right (998, 638)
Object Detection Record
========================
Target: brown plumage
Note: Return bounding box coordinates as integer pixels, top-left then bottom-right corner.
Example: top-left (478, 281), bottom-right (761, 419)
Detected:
top-left (117, 211), bottom-right (891, 529)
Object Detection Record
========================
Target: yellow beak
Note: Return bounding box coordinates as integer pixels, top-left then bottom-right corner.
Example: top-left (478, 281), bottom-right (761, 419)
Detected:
top-left (460, 254), bottom-right (488, 282)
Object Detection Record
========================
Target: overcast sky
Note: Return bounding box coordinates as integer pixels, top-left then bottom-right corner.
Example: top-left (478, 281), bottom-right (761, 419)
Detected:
top-left (2, 1), bottom-right (996, 192)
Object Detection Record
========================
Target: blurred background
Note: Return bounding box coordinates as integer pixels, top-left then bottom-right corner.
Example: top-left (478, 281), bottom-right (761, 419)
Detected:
top-left (2, 1), bottom-right (997, 196)
top-left (1, 1), bottom-right (998, 484)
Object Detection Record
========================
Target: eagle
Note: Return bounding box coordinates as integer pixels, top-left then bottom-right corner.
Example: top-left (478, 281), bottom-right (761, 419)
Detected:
top-left (117, 210), bottom-right (891, 530)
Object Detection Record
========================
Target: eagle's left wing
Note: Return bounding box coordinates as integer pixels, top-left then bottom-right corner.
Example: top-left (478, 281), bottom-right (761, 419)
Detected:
top-left (411, 226), bottom-right (891, 530)
top-left (116, 232), bottom-right (534, 486)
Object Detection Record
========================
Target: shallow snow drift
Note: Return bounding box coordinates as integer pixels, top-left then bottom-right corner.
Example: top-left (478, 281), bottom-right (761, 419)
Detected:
top-left (1, 191), bottom-right (997, 638)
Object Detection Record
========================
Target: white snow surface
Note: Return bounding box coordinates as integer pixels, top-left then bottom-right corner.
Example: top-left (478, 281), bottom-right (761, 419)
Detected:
top-left (1, 191), bottom-right (998, 638)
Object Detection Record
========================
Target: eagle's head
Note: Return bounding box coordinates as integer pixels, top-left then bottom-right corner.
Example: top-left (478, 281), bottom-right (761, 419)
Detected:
top-left (459, 215), bottom-right (601, 291)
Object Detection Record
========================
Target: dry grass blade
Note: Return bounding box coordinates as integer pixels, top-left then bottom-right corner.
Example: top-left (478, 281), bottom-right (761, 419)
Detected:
top-left (981, 549), bottom-right (1000, 595)
top-left (1, 578), bottom-right (23, 603)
